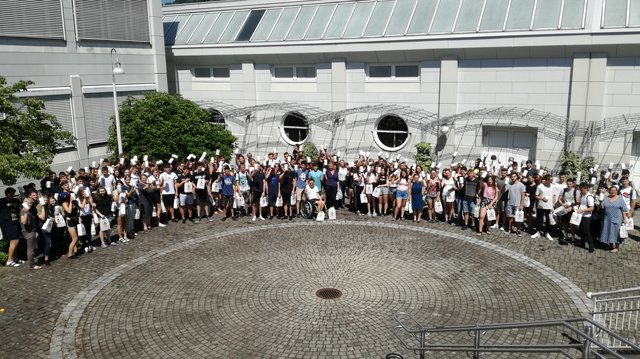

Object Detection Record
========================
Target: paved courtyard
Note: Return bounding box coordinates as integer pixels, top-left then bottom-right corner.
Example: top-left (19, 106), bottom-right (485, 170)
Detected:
top-left (1, 211), bottom-right (639, 359)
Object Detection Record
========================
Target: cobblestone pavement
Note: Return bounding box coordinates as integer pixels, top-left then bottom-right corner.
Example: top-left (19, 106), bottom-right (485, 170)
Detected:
top-left (1, 210), bottom-right (639, 359)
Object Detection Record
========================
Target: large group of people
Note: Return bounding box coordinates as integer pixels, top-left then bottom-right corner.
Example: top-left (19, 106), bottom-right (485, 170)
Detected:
top-left (0, 146), bottom-right (636, 269)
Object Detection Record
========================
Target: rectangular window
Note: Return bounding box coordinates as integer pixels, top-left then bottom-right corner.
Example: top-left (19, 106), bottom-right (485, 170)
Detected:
top-left (368, 65), bottom-right (420, 79)
top-left (193, 67), bottom-right (211, 78)
top-left (633, 132), bottom-right (640, 156)
top-left (273, 66), bottom-right (316, 79)
top-left (212, 67), bottom-right (230, 78)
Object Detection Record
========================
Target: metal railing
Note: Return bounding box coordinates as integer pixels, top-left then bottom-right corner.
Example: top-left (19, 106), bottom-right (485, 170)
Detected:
top-left (588, 287), bottom-right (640, 350)
top-left (391, 311), bottom-right (640, 359)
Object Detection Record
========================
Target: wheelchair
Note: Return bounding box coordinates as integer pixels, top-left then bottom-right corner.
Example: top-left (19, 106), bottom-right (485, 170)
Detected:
top-left (300, 199), bottom-right (321, 219)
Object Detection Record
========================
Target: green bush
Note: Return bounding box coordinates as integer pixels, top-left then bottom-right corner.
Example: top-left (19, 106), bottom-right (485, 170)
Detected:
top-left (301, 142), bottom-right (319, 162)
top-left (415, 142), bottom-right (433, 170)
top-left (559, 152), bottom-right (595, 182)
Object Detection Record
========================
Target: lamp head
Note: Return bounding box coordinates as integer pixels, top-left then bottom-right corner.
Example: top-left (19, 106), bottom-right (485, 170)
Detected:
top-left (113, 62), bottom-right (125, 75)
top-left (440, 125), bottom-right (449, 135)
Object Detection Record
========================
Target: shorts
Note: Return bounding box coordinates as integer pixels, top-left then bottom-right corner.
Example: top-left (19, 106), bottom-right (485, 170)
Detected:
top-left (295, 187), bottom-right (306, 202)
top-left (390, 187), bottom-right (398, 195)
top-left (152, 190), bottom-right (161, 205)
top-left (220, 194), bottom-right (233, 208)
top-left (252, 191), bottom-right (263, 204)
top-left (179, 193), bottom-right (194, 206)
top-left (480, 197), bottom-right (493, 208)
top-left (268, 193), bottom-right (278, 206)
top-left (281, 192), bottom-right (292, 205)
top-left (506, 205), bottom-right (518, 218)
top-left (162, 194), bottom-right (175, 210)
top-left (66, 217), bottom-right (79, 228)
top-left (495, 200), bottom-right (506, 213)
top-left (195, 190), bottom-right (209, 205)
top-left (396, 190), bottom-right (408, 200)
top-left (379, 186), bottom-right (390, 195)
top-left (462, 199), bottom-right (476, 214)
top-left (1, 223), bottom-right (19, 241)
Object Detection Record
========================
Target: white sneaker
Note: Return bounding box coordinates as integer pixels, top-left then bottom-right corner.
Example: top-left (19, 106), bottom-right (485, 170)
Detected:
top-left (499, 227), bottom-right (505, 231)
top-left (531, 232), bottom-right (540, 239)
top-left (546, 233), bottom-right (554, 241)
top-left (259, 216), bottom-right (265, 221)
top-left (158, 222), bottom-right (166, 227)
top-left (490, 224), bottom-right (498, 229)
top-left (372, 213), bottom-right (377, 217)
top-left (84, 247), bottom-right (90, 253)
top-left (368, 212), bottom-right (372, 217)
top-left (252, 216), bottom-right (256, 221)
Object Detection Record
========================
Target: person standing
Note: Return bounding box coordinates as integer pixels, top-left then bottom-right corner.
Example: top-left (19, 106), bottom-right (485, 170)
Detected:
top-left (506, 172), bottom-right (526, 236)
top-left (176, 167), bottom-right (195, 223)
top-left (20, 189), bottom-right (41, 269)
top-left (159, 165), bottom-right (178, 224)
top-left (530, 174), bottom-right (557, 241)
top-left (600, 186), bottom-right (629, 253)
top-left (280, 165), bottom-right (296, 220)
top-left (1, 188), bottom-right (22, 267)
top-left (249, 165), bottom-right (266, 221)
top-left (220, 166), bottom-right (237, 221)
top-left (409, 173), bottom-right (426, 223)
top-left (461, 169), bottom-right (481, 230)
top-left (294, 163), bottom-right (309, 216)
top-left (575, 183), bottom-right (595, 253)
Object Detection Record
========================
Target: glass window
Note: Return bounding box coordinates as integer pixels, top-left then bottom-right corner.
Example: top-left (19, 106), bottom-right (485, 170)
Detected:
top-left (174, 14), bottom-right (204, 45)
top-left (282, 112), bottom-right (309, 143)
top-left (324, 3), bottom-right (356, 38)
top-left (343, 1), bottom-right (376, 38)
top-left (165, 14), bottom-right (189, 45)
top-left (533, 0), bottom-right (561, 29)
top-left (286, 6), bottom-right (317, 40)
top-left (369, 65), bottom-right (393, 77)
top-left (560, 0), bottom-right (585, 28)
top-left (407, 0), bottom-right (438, 34)
top-left (505, 0), bottom-right (535, 30)
top-left (304, 4), bottom-right (336, 39)
top-left (479, 0), bottom-right (509, 31)
top-left (219, 10), bottom-right (249, 42)
top-left (296, 67), bottom-right (317, 78)
top-left (455, 0), bottom-right (484, 32)
top-left (251, 8), bottom-right (281, 41)
top-left (364, 0), bottom-right (395, 37)
top-left (631, 0), bottom-right (640, 26)
top-left (430, 0), bottom-right (461, 33)
top-left (193, 67), bottom-right (211, 78)
top-left (269, 7), bottom-right (299, 41)
top-left (395, 65), bottom-right (420, 77)
top-left (376, 115), bottom-right (409, 150)
top-left (236, 10), bottom-right (265, 41)
top-left (274, 67), bottom-right (294, 78)
top-left (188, 13), bottom-right (219, 44)
top-left (603, 0), bottom-right (628, 27)
top-left (203, 11), bottom-right (233, 43)
top-left (212, 67), bottom-right (230, 78)
top-left (386, 0), bottom-right (417, 35)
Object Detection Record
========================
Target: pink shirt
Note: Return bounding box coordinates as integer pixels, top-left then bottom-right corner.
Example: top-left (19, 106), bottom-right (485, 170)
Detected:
top-left (483, 185), bottom-right (496, 200)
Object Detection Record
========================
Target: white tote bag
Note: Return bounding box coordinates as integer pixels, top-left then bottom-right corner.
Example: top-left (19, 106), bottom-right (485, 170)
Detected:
top-left (316, 211), bottom-right (325, 221)
top-left (161, 202), bottom-right (167, 213)
top-left (473, 206), bottom-right (480, 218)
top-left (360, 193), bottom-right (368, 204)
top-left (119, 203), bottom-right (127, 217)
top-left (236, 195), bottom-right (246, 208)
top-left (77, 222), bottom-right (86, 236)
top-left (99, 217), bottom-right (110, 232)
top-left (549, 214), bottom-right (557, 226)
top-left (620, 225), bottom-right (629, 239)
top-left (486, 208), bottom-right (496, 221)
top-left (42, 218), bottom-right (54, 233)
top-left (570, 212), bottom-right (582, 226)
top-left (372, 187), bottom-right (381, 198)
top-left (434, 200), bottom-right (443, 214)
top-left (626, 218), bottom-right (635, 231)
top-left (275, 196), bottom-right (283, 207)
top-left (135, 208), bottom-right (141, 220)
top-left (90, 223), bottom-right (96, 236)
top-left (328, 207), bottom-right (336, 220)
top-left (553, 206), bottom-right (568, 217)
top-left (173, 197), bottom-right (179, 209)
top-left (523, 196), bottom-right (531, 208)
top-left (260, 196), bottom-right (268, 208)
top-left (365, 184), bottom-right (373, 194)
top-left (514, 209), bottom-right (525, 223)
top-left (290, 195), bottom-right (297, 205)
top-left (55, 214), bottom-right (66, 228)
top-left (336, 188), bottom-right (343, 201)
top-left (152, 207), bottom-right (157, 218)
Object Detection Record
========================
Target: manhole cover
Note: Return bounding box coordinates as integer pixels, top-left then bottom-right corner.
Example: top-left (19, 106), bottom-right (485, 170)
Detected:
top-left (316, 288), bottom-right (342, 300)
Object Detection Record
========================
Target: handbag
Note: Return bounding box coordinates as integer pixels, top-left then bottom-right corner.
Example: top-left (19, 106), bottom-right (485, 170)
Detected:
top-left (316, 211), bottom-right (325, 221)
top-left (570, 212), bottom-right (582, 226)
top-left (365, 184), bottom-right (373, 194)
top-left (99, 217), bottom-right (110, 232)
top-left (360, 193), bottom-right (368, 204)
top-left (328, 207), bottom-right (336, 220)
top-left (372, 187), bottom-right (381, 198)
top-left (486, 208), bottom-right (496, 221)
top-left (514, 209), bottom-right (525, 223)
top-left (93, 213), bottom-right (100, 224)
top-left (119, 203), bottom-right (127, 217)
top-left (473, 206), bottom-right (480, 218)
top-left (626, 218), bottom-right (634, 231)
top-left (55, 214), bottom-right (66, 228)
top-left (434, 200), bottom-right (443, 214)
top-left (260, 196), bottom-right (268, 208)
top-left (290, 195), bottom-right (297, 205)
top-left (620, 225), bottom-right (628, 239)
top-left (336, 186), bottom-right (344, 200)
top-left (77, 222), bottom-right (86, 236)
top-left (523, 196), bottom-right (531, 208)
top-left (90, 223), bottom-right (96, 236)
top-left (135, 208), bottom-right (141, 220)
top-left (42, 218), bottom-right (54, 233)
top-left (275, 196), bottom-right (283, 207)
top-left (549, 214), bottom-right (557, 226)
top-left (173, 197), bottom-right (179, 209)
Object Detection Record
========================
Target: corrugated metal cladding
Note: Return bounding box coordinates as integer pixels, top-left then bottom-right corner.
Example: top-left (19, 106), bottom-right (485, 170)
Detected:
top-left (40, 95), bottom-right (75, 148)
top-left (75, 0), bottom-right (150, 42)
top-left (83, 92), bottom-right (146, 145)
top-left (0, 0), bottom-right (65, 39)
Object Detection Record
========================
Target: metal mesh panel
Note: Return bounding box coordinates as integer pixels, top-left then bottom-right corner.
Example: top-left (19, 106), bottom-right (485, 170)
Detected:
top-left (0, 0), bottom-right (64, 39)
top-left (75, 0), bottom-right (150, 42)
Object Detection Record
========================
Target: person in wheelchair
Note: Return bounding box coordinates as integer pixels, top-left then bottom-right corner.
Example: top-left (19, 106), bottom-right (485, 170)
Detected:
top-left (305, 179), bottom-right (325, 213)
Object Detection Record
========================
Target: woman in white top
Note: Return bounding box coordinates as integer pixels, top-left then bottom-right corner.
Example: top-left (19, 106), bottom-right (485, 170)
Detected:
top-left (393, 169), bottom-right (410, 221)
top-left (366, 167), bottom-right (378, 216)
top-left (440, 168), bottom-right (457, 224)
top-left (337, 160), bottom-right (349, 209)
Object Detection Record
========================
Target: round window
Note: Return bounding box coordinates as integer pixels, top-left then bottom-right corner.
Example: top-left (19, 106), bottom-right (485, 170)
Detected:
top-left (208, 108), bottom-right (225, 125)
top-left (374, 115), bottom-right (409, 151)
top-left (281, 112), bottom-right (309, 145)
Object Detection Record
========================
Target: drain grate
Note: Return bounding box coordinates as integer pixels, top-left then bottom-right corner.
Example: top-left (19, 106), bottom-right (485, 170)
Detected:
top-left (316, 288), bottom-right (342, 300)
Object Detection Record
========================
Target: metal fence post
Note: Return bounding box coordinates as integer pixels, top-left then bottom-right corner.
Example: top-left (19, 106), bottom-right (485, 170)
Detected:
top-left (582, 325), bottom-right (593, 359)
top-left (420, 331), bottom-right (426, 359)
top-left (473, 324), bottom-right (481, 359)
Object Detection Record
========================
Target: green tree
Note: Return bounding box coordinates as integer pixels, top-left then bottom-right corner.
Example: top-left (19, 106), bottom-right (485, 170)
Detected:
top-left (301, 142), bottom-right (319, 161)
top-left (107, 92), bottom-right (237, 162)
top-left (0, 76), bottom-right (75, 185)
top-left (415, 142), bottom-right (433, 170)
top-left (559, 151), bottom-right (595, 181)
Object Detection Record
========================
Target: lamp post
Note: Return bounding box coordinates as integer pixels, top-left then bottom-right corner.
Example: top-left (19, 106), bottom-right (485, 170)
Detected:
top-left (111, 48), bottom-right (125, 155)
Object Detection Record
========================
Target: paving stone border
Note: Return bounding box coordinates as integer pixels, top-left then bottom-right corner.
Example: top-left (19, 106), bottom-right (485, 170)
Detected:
top-left (49, 221), bottom-right (592, 359)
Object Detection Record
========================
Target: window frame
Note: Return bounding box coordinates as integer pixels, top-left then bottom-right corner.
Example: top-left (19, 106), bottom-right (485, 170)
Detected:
top-left (280, 111), bottom-right (310, 145)
top-left (271, 65), bottom-right (317, 81)
top-left (373, 114), bottom-right (411, 151)
top-left (366, 64), bottom-right (420, 81)
top-left (191, 66), bottom-right (231, 81)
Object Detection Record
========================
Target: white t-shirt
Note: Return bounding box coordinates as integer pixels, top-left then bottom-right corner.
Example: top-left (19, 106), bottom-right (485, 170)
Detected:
top-left (554, 182), bottom-right (567, 201)
top-left (306, 185), bottom-right (319, 200)
top-left (535, 184), bottom-right (555, 210)
top-left (160, 172), bottom-right (178, 195)
top-left (620, 186), bottom-right (636, 210)
top-left (579, 193), bottom-right (595, 218)
top-left (338, 167), bottom-right (348, 181)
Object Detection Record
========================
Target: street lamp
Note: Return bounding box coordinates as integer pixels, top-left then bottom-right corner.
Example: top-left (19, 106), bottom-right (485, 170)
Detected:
top-left (111, 48), bottom-right (125, 155)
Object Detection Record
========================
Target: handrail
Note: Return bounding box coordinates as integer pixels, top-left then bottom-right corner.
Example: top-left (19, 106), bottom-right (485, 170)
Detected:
top-left (587, 287), bottom-right (640, 298)
top-left (391, 312), bottom-right (640, 359)
top-left (588, 286), bottom-right (640, 350)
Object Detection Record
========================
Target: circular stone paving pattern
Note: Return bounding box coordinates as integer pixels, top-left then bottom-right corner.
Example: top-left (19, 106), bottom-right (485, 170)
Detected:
top-left (73, 223), bottom-right (582, 358)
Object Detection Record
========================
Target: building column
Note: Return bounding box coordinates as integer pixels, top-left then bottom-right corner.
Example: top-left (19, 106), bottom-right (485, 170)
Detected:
top-left (438, 56), bottom-right (459, 157)
top-left (331, 59), bottom-right (347, 112)
top-left (148, 0), bottom-right (168, 92)
top-left (70, 75), bottom-right (89, 165)
top-left (241, 62), bottom-right (256, 106)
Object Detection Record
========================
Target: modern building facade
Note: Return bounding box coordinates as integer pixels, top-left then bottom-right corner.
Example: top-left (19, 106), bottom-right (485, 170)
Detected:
top-left (163, 0), bottom-right (640, 178)
top-left (0, 0), bottom-right (167, 175)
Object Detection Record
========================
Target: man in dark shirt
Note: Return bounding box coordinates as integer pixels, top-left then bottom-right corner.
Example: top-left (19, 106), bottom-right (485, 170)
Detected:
top-left (220, 166), bottom-right (237, 221)
top-left (462, 169), bottom-right (481, 230)
top-left (176, 167), bottom-right (195, 223)
top-left (280, 166), bottom-right (297, 221)
top-left (249, 165), bottom-right (266, 221)
top-left (192, 164), bottom-right (211, 222)
top-left (1, 188), bottom-right (22, 267)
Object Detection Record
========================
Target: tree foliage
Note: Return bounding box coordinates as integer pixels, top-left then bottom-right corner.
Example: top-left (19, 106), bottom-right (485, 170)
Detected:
top-left (0, 76), bottom-right (75, 185)
top-left (107, 92), bottom-right (237, 162)
top-left (559, 151), bottom-right (595, 181)
top-left (301, 142), bottom-right (319, 161)
top-left (415, 142), bottom-right (433, 170)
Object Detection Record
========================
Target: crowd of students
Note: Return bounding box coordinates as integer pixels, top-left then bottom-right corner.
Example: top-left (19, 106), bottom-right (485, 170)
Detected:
top-left (0, 146), bottom-right (636, 269)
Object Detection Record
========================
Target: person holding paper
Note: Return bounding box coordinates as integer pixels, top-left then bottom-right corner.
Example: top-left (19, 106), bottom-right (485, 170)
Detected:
top-left (279, 165), bottom-right (296, 221)
top-left (1, 187), bottom-right (23, 267)
top-left (505, 173), bottom-right (526, 236)
top-left (176, 167), bottom-right (195, 223)
top-left (249, 164), bottom-right (267, 221)
top-left (20, 189), bottom-right (41, 269)
top-left (409, 173), bottom-right (426, 223)
top-left (600, 185), bottom-right (629, 253)
top-left (530, 174), bottom-right (557, 242)
top-left (193, 164), bottom-right (212, 222)
top-left (220, 166), bottom-right (238, 221)
top-left (425, 170), bottom-right (440, 223)
top-left (619, 176), bottom-right (636, 219)
top-left (159, 165), bottom-right (178, 224)
top-left (477, 175), bottom-right (498, 235)
top-left (392, 170), bottom-right (410, 221)
top-left (575, 183), bottom-right (595, 253)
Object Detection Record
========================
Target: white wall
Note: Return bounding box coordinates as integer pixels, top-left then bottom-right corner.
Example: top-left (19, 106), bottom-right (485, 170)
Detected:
top-left (604, 57), bottom-right (640, 117)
